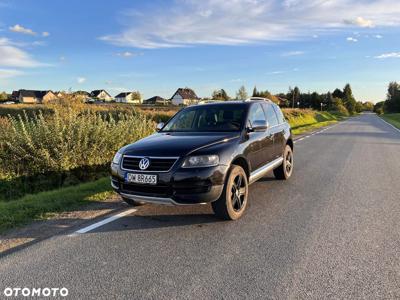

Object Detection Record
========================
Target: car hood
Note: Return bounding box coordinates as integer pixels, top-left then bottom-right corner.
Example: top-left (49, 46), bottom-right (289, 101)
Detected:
top-left (123, 132), bottom-right (240, 157)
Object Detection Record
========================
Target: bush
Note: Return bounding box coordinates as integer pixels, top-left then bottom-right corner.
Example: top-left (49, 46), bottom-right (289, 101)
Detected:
top-left (0, 108), bottom-right (155, 200)
top-left (374, 101), bottom-right (385, 115)
top-left (332, 104), bottom-right (350, 116)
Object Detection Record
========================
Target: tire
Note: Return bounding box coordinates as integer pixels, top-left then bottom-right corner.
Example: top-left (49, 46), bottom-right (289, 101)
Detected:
top-left (121, 197), bottom-right (145, 206)
top-left (273, 144), bottom-right (294, 180)
top-left (212, 165), bottom-right (249, 220)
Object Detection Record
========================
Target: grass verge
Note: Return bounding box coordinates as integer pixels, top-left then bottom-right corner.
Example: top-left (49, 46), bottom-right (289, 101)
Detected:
top-left (380, 113), bottom-right (400, 129)
top-left (0, 177), bottom-right (112, 233)
top-left (284, 110), bottom-right (346, 135)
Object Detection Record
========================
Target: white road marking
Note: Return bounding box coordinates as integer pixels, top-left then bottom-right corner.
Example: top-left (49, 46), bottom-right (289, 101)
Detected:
top-left (379, 117), bottom-right (400, 134)
top-left (70, 208), bottom-right (137, 235)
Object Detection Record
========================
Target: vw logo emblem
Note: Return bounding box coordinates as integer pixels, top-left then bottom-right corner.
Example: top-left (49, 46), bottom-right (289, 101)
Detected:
top-left (139, 158), bottom-right (150, 170)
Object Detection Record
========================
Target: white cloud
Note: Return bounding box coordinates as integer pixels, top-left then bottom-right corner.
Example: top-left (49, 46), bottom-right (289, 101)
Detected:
top-left (77, 77), bottom-right (86, 84)
top-left (375, 34), bottom-right (383, 39)
top-left (0, 68), bottom-right (24, 79)
top-left (281, 51), bottom-right (304, 57)
top-left (116, 51), bottom-right (142, 58)
top-left (375, 52), bottom-right (400, 59)
top-left (0, 38), bottom-right (42, 67)
top-left (42, 31), bottom-right (50, 37)
top-left (9, 24), bottom-right (36, 35)
top-left (100, 0), bottom-right (400, 49)
top-left (59, 56), bottom-right (66, 61)
top-left (346, 37), bottom-right (358, 42)
top-left (271, 71), bottom-right (285, 75)
top-left (344, 17), bottom-right (374, 28)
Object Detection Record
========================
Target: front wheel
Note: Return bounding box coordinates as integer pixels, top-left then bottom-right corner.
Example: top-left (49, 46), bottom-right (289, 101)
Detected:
top-left (212, 165), bottom-right (249, 220)
top-left (273, 144), bottom-right (294, 180)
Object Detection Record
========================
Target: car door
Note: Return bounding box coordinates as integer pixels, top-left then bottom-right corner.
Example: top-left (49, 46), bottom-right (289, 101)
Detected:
top-left (246, 103), bottom-right (274, 171)
top-left (261, 102), bottom-right (283, 159)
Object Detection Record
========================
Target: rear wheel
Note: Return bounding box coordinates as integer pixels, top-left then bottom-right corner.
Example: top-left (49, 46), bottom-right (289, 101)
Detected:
top-left (212, 165), bottom-right (248, 220)
top-left (121, 197), bottom-right (145, 206)
top-left (273, 144), bottom-right (294, 180)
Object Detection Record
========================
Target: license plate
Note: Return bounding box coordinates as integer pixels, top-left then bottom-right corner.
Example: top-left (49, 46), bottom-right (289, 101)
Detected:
top-left (125, 173), bottom-right (157, 185)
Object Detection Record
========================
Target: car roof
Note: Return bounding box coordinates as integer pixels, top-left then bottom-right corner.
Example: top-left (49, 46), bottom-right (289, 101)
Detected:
top-left (195, 98), bottom-right (274, 107)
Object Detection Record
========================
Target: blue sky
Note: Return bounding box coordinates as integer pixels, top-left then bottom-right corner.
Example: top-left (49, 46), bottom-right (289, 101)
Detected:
top-left (1, 0), bottom-right (400, 102)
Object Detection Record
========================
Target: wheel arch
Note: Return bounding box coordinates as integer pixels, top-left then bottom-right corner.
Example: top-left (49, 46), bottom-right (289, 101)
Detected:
top-left (230, 156), bottom-right (250, 180)
top-left (287, 138), bottom-right (294, 151)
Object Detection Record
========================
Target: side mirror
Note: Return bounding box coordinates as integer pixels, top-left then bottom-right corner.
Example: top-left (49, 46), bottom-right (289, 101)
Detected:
top-left (248, 120), bottom-right (268, 132)
top-left (156, 122), bottom-right (164, 131)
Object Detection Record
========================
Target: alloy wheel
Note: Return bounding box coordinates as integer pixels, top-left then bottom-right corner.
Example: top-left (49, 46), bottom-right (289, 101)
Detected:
top-left (230, 174), bottom-right (246, 212)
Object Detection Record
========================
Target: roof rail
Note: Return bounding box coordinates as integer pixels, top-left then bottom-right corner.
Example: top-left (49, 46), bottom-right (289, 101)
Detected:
top-left (245, 97), bottom-right (272, 102)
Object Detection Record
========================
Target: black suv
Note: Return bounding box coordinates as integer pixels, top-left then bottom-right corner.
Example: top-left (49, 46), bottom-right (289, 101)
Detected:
top-left (111, 98), bottom-right (293, 220)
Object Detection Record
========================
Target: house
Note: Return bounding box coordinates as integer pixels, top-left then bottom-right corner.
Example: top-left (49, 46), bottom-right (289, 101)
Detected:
top-left (143, 96), bottom-right (169, 105)
top-left (55, 91), bottom-right (65, 98)
top-left (11, 90), bottom-right (20, 101)
top-left (17, 90), bottom-right (58, 104)
top-left (276, 96), bottom-right (289, 107)
top-left (170, 88), bottom-right (199, 105)
top-left (115, 92), bottom-right (141, 104)
top-left (89, 90), bottom-right (112, 101)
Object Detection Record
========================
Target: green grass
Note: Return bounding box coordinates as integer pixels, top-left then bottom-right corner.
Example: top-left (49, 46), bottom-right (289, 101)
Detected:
top-left (282, 109), bottom-right (346, 135)
top-left (381, 113), bottom-right (400, 129)
top-left (0, 177), bottom-right (113, 233)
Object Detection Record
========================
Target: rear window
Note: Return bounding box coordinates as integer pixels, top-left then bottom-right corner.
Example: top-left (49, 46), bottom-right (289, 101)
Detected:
top-left (272, 104), bottom-right (285, 124)
top-left (263, 103), bottom-right (279, 127)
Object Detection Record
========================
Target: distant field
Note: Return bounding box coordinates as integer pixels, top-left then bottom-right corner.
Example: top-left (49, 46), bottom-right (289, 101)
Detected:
top-left (0, 103), bottom-right (178, 122)
top-left (381, 113), bottom-right (400, 129)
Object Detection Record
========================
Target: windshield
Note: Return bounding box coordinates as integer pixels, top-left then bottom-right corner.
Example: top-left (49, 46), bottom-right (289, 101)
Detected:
top-left (162, 104), bottom-right (246, 132)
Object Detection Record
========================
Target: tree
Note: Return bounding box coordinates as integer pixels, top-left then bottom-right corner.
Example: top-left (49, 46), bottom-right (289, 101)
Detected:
top-left (362, 101), bottom-right (374, 111)
top-left (236, 86), bottom-right (248, 100)
top-left (355, 101), bottom-right (364, 113)
top-left (0, 91), bottom-right (8, 101)
top-left (332, 88), bottom-right (344, 99)
top-left (212, 89), bottom-right (230, 101)
top-left (374, 101), bottom-right (385, 114)
top-left (131, 91), bottom-right (141, 101)
top-left (343, 84), bottom-right (357, 114)
top-left (287, 86), bottom-right (300, 108)
top-left (385, 82), bottom-right (400, 113)
top-left (331, 97), bottom-right (349, 116)
top-left (252, 86), bottom-right (258, 97)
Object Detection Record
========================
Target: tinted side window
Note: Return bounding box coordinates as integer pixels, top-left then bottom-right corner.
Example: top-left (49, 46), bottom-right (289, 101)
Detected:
top-left (264, 104), bottom-right (279, 127)
top-left (272, 104), bottom-right (285, 124)
top-left (248, 103), bottom-right (266, 126)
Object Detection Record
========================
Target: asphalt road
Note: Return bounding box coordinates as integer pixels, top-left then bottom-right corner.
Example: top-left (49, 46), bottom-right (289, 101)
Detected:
top-left (1, 113), bottom-right (400, 299)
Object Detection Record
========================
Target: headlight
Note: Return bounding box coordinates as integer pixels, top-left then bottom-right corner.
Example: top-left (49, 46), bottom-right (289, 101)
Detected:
top-left (182, 155), bottom-right (219, 168)
top-left (112, 152), bottom-right (123, 165)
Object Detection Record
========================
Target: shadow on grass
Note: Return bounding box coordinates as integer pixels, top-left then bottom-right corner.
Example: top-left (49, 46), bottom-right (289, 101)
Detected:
top-left (0, 165), bottom-right (109, 201)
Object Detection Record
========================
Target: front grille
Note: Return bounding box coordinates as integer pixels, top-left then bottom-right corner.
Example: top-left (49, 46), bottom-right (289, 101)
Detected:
top-left (122, 156), bottom-right (178, 172)
top-left (121, 183), bottom-right (172, 197)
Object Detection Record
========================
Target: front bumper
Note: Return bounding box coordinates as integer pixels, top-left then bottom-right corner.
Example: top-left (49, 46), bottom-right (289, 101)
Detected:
top-left (111, 163), bottom-right (228, 205)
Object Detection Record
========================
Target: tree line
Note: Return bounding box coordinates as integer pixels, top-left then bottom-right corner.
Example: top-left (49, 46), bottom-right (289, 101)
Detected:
top-left (211, 84), bottom-right (373, 115)
top-left (374, 82), bottom-right (400, 114)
